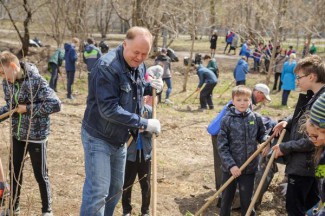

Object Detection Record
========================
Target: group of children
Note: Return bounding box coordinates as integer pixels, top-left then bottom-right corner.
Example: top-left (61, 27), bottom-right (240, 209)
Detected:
top-left (213, 55), bottom-right (325, 216)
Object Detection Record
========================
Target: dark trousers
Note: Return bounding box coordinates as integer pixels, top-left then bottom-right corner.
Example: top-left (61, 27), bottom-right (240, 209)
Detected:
top-left (286, 175), bottom-right (319, 216)
top-left (200, 83), bottom-right (216, 109)
top-left (273, 72), bottom-right (282, 91)
top-left (122, 151), bottom-right (151, 215)
top-left (253, 59), bottom-right (260, 72)
top-left (49, 63), bottom-right (58, 91)
top-left (224, 42), bottom-right (231, 53)
top-left (220, 172), bottom-right (255, 216)
top-left (228, 46), bottom-right (236, 54)
top-left (236, 80), bottom-right (246, 86)
top-left (211, 135), bottom-right (222, 190)
top-left (282, 90), bottom-right (291, 106)
top-left (10, 138), bottom-right (52, 213)
top-left (66, 70), bottom-right (75, 98)
top-left (264, 59), bottom-right (270, 72)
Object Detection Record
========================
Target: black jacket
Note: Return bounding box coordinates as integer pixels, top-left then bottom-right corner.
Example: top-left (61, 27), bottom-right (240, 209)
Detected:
top-left (217, 107), bottom-right (267, 174)
top-left (280, 86), bottom-right (325, 176)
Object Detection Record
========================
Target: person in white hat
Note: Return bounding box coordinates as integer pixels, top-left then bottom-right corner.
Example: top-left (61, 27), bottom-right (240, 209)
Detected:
top-left (251, 83), bottom-right (271, 110)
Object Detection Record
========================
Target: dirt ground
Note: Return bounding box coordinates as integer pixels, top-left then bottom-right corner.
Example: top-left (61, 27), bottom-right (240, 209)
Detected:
top-left (0, 44), bottom-right (291, 216)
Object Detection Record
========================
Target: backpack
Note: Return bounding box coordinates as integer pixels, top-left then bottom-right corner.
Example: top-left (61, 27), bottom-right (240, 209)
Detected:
top-left (207, 100), bottom-right (232, 135)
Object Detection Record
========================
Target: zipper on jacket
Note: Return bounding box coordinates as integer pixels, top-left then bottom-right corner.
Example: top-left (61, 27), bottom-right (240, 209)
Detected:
top-left (14, 82), bottom-right (22, 140)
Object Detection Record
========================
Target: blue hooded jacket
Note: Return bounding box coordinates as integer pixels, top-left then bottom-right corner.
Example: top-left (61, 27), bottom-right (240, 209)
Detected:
top-left (196, 65), bottom-right (217, 88)
top-left (64, 43), bottom-right (78, 71)
top-left (83, 44), bottom-right (102, 72)
top-left (234, 58), bottom-right (249, 82)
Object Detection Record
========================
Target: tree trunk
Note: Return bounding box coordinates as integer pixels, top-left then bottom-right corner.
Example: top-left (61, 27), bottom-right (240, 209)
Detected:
top-left (266, 0), bottom-right (287, 85)
top-left (210, 0), bottom-right (215, 31)
top-left (183, 0), bottom-right (196, 92)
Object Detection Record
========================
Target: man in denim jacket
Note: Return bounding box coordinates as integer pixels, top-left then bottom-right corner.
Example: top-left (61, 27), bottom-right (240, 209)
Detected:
top-left (80, 26), bottom-right (163, 216)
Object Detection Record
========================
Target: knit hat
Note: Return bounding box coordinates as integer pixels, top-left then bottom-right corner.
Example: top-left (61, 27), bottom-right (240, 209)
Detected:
top-left (310, 92), bottom-right (325, 128)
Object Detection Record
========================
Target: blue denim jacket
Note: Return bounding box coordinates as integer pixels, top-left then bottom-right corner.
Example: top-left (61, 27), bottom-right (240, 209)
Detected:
top-left (82, 45), bottom-right (152, 147)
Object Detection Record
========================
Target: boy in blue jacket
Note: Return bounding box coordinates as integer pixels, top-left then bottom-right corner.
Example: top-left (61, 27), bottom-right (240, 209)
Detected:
top-left (0, 51), bottom-right (61, 216)
top-left (218, 85), bottom-right (268, 216)
top-left (64, 37), bottom-right (79, 99)
top-left (195, 64), bottom-right (217, 110)
top-left (234, 56), bottom-right (249, 86)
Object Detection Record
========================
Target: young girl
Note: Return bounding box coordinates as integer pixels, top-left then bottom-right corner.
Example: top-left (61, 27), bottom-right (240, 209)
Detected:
top-left (306, 92), bottom-right (325, 215)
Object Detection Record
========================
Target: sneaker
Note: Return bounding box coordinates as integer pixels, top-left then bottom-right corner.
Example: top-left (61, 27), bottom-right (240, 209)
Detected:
top-left (141, 214), bottom-right (150, 216)
top-left (67, 95), bottom-right (74, 100)
top-left (165, 99), bottom-right (173, 104)
top-left (0, 207), bottom-right (20, 216)
top-left (42, 212), bottom-right (53, 216)
top-left (122, 213), bottom-right (131, 216)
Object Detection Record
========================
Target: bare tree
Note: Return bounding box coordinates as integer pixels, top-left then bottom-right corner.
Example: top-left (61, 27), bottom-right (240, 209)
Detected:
top-left (0, 0), bottom-right (49, 57)
top-left (95, 0), bottom-right (114, 38)
top-left (266, 0), bottom-right (288, 85)
top-left (64, 0), bottom-right (87, 36)
top-left (37, 0), bottom-right (68, 47)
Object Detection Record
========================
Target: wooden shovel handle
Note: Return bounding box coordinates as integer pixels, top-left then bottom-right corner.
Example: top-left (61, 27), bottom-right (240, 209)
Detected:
top-left (0, 108), bottom-right (18, 120)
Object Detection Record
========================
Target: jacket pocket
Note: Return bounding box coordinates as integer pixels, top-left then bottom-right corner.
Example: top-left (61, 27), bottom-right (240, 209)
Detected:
top-left (120, 83), bottom-right (132, 105)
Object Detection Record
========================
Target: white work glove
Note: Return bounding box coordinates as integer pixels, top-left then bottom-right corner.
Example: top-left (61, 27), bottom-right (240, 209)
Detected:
top-left (280, 183), bottom-right (287, 196)
top-left (145, 119), bottom-right (161, 134)
top-left (150, 78), bottom-right (163, 93)
top-left (146, 65), bottom-right (164, 93)
top-left (147, 65), bottom-right (163, 79)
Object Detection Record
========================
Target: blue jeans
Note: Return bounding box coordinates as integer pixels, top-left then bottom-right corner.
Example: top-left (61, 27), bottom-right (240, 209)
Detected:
top-left (80, 127), bottom-right (127, 216)
top-left (163, 77), bottom-right (172, 99)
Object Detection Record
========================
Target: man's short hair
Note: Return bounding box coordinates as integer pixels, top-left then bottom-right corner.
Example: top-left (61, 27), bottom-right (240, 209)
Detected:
top-left (86, 38), bottom-right (94, 45)
top-left (294, 55), bottom-right (325, 83)
top-left (232, 85), bottom-right (252, 99)
top-left (125, 26), bottom-right (153, 42)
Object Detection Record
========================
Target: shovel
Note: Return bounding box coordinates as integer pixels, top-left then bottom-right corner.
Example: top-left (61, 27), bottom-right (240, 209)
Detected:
top-left (0, 108), bottom-right (18, 120)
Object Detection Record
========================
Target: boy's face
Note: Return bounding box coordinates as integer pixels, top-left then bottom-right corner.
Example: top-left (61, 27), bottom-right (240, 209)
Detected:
top-left (0, 63), bottom-right (17, 83)
top-left (232, 94), bottom-right (251, 113)
top-left (296, 69), bottom-right (313, 92)
top-left (306, 119), bottom-right (325, 147)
